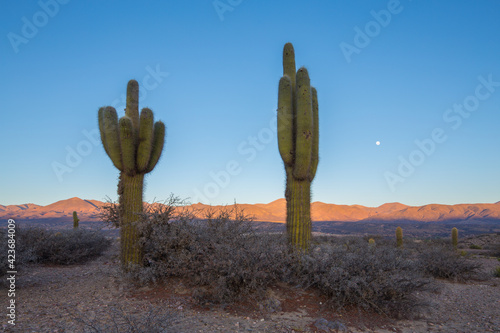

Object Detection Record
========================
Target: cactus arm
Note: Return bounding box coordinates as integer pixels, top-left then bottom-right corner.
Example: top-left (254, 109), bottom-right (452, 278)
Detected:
top-left (309, 87), bottom-right (319, 181)
top-left (99, 107), bottom-right (123, 171)
top-left (278, 75), bottom-right (294, 166)
top-left (119, 116), bottom-right (136, 175)
top-left (293, 67), bottom-right (313, 180)
top-left (125, 80), bottom-right (140, 135)
top-left (98, 107), bottom-right (110, 157)
top-left (136, 108), bottom-right (155, 172)
top-left (145, 121), bottom-right (166, 173)
top-left (282, 43), bottom-right (296, 90)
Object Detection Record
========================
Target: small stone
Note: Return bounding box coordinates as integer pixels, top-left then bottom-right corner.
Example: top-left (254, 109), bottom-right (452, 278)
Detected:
top-left (314, 318), bottom-right (348, 332)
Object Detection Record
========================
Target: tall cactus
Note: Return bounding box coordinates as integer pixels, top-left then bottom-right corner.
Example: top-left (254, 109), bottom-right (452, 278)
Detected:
top-left (277, 43), bottom-right (319, 250)
top-left (396, 226), bottom-right (403, 248)
top-left (98, 80), bottom-right (165, 269)
top-left (73, 211), bottom-right (79, 229)
top-left (451, 227), bottom-right (458, 250)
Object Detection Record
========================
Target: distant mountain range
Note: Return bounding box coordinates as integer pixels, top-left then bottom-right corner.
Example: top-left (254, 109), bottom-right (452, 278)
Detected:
top-left (2, 197), bottom-right (500, 224)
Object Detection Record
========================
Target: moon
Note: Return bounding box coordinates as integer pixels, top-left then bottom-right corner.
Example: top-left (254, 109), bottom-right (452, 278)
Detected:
top-left (376, 141), bottom-right (380, 146)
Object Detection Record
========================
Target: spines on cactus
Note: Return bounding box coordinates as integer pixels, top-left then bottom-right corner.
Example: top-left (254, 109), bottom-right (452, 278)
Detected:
top-left (73, 211), bottom-right (79, 229)
top-left (277, 42), bottom-right (319, 251)
top-left (396, 226), bottom-right (403, 248)
top-left (451, 227), bottom-right (458, 250)
top-left (98, 79), bottom-right (165, 269)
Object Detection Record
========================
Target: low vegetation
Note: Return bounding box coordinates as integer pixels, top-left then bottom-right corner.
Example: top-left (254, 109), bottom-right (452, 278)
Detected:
top-left (2, 199), bottom-right (493, 321)
top-left (0, 227), bottom-right (111, 285)
top-left (416, 244), bottom-right (483, 282)
top-left (114, 197), bottom-right (486, 318)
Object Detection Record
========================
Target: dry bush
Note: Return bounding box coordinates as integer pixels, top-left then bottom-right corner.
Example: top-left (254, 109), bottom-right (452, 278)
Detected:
top-left (484, 242), bottom-right (500, 258)
top-left (285, 238), bottom-right (435, 318)
top-left (34, 229), bottom-right (111, 265)
top-left (122, 197), bottom-right (490, 318)
top-left (129, 201), bottom-right (435, 317)
top-left (98, 196), bottom-right (120, 228)
top-left (11, 227), bottom-right (110, 265)
top-left (0, 227), bottom-right (110, 287)
top-left (132, 198), bottom-right (290, 304)
top-left (416, 244), bottom-right (483, 282)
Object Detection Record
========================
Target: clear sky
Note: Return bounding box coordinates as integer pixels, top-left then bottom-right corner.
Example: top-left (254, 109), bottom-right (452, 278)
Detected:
top-left (1, 0), bottom-right (499, 207)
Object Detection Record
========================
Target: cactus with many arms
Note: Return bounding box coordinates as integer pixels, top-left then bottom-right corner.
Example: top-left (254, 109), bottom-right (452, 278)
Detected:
top-left (277, 43), bottom-right (319, 250)
top-left (98, 80), bottom-right (165, 269)
top-left (451, 227), bottom-right (458, 250)
top-left (396, 226), bottom-right (403, 248)
top-left (73, 211), bottom-right (79, 229)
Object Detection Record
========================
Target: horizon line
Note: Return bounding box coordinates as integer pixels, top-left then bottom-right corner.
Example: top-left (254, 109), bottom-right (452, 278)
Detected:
top-left (2, 196), bottom-right (499, 209)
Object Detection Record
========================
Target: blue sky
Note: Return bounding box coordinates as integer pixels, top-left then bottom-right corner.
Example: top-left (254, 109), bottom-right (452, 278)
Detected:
top-left (1, 0), bottom-right (499, 207)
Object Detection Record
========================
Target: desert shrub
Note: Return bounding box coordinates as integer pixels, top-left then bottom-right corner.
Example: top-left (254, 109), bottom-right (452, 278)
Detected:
top-left (493, 267), bottom-right (500, 278)
top-left (284, 240), bottom-right (434, 318)
top-left (3, 227), bottom-right (111, 266)
top-left (127, 198), bottom-right (437, 318)
top-left (34, 228), bottom-right (111, 265)
top-left (485, 243), bottom-right (500, 258)
top-left (469, 244), bottom-right (482, 250)
top-left (416, 245), bottom-right (483, 282)
top-left (133, 199), bottom-right (290, 304)
top-left (0, 227), bottom-right (110, 288)
top-left (98, 196), bottom-right (120, 228)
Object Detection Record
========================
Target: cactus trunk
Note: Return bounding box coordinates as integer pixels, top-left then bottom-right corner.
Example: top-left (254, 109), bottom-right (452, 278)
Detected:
top-left (285, 170), bottom-right (311, 249)
top-left (119, 173), bottom-right (144, 266)
top-left (278, 43), bottom-right (319, 251)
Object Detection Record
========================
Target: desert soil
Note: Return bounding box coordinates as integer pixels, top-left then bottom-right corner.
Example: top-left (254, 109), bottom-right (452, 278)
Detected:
top-left (2, 238), bottom-right (499, 333)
